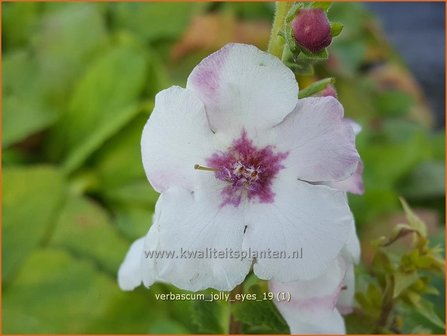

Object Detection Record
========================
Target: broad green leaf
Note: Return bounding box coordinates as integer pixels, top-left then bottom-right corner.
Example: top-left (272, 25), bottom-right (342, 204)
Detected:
top-left (48, 42), bottom-right (148, 172)
top-left (33, 3), bottom-right (108, 100)
top-left (114, 205), bottom-right (153, 241)
top-left (90, 113), bottom-right (159, 209)
top-left (2, 148), bottom-right (29, 166)
top-left (148, 319), bottom-right (190, 334)
top-left (232, 284), bottom-right (289, 334)
top-left (63, 104), bottom-right (141, 174)
top-left (93, 114), bottom-right (150, 191)
top-left (50, 195), bottom-right (130, 274)
top-left (2, 2), bottom-right (40, 49)
top-left (2, 166), bottom-right (66, 283)
top-left (2, 248), bottom-right (161, 334)
top-left (375, 90), bottom-right (414, 117)
top-left (399, 161), bottom-right (445, 199)
top-left (361, 137), bottom-right (428, 188)
top-left (3, 51), bottom-right (58, 147)
top-left (105, 182), bottom-right (159, 208)
top-left (190, 298), bottom-right (225, 334)
top-left (109, 3), bottom-right (202, 42)
top-left (349, 187), bottom-right (399, 224)
top-left (2, 96), bottom-right (57, 148)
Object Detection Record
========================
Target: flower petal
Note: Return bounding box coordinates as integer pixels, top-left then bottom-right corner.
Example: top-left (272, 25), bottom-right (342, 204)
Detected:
top-left (118, 236), bottom-right (145, 291)
top-left (342, 225), bottom-right (361, 264)
top-left (118, 223), bottom-right (162, 290)
top-left (141, 86), bottom-right (216, 192)
top-left (187, 43), bottom-right (298, 137)
top-left (243, 175), bottom-right (353, 281)
top-left (273, 97), bottom-right (360, 182)
top-left (337, 263), bottom-right (355, 315)
top-left (346, 118), bottom-right (362, 135)
top-left (141, 223), bottom-right (161, 288)
top-left (149, 178), bottom-right (252, 291)
top-left (269, 257), bottom-right (347, 334)
top-left (328, 160), bottom-right (364, 195)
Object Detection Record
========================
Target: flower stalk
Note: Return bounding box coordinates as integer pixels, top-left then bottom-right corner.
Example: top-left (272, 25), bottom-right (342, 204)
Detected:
top-left (267, 2), bottom-right (293, 59)
top-left (229, 284), bottom-right (244, 334)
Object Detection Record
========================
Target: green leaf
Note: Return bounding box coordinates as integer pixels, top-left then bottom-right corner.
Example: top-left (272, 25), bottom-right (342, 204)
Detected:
top-left (375, 90), bottom-right (414, 117)
top-left (63, 104), bottom-right (142, 174)
top-left (105, 182), bottom-right (159, 209)
top-left (373, 224), bottom-right (421, 247)
top-left (298, 77), bottom-right (335, 98)
top-left (48, 42), bottom-right (148, 172)
top-left (91, 113), bottom-right (160, 208)
top-left (399, 161), bottom-right (445, 199)
top-left (190, 298), bottom-right (225, 334)
top-left (33, 3), bottom-right (108, 100)
top-left (394, 271), bottom-right (419, 298)
top-left (400, 198), bottom-right (427, 237)
top-left (2, 166), bottom-right (66, 283)
top-left (3, 248), bottom-right (125, 333)
top-left (50, 195), bottom-right (130, 275)
top-left (110, 2), bottom-right (202, 42)
top-left (232, 285), bottom-right (289, 334)
top-left (2, 2), bottom-right (40, 49)
top-left (93, 114), bottom-right (151, 191)
top-left (3, 51), bottom-right (58, 147)
top-left (114, 205), bottom-right (153, 241)
top-left (414, 299), bottom-right (445, 329)
top-left (330, 22), bottom-right (344, 37)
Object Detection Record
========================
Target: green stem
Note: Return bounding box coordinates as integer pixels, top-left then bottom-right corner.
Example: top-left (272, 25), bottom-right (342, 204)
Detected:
top-left (267, 1), bottom-right (293, 58)
top-left (228, 284), bottom-right (244, 334)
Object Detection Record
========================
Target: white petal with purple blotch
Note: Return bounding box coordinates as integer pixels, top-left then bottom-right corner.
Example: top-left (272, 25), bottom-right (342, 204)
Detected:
top-left (149, 176), bottom-right (252, 291)
top-left (187, 43), bottom-right (298, 138)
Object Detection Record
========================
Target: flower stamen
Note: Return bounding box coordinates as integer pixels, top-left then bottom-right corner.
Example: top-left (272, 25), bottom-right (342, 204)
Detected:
top-left (194, 164), bottom-right (218, 172)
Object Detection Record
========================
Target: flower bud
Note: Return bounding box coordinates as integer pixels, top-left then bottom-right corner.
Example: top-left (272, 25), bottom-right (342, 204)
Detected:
top-left (291, 8), bottom-right (332, 53)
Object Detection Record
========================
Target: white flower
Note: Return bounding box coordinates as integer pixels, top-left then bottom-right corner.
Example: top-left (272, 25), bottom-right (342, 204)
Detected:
top-left (269, 225), bottom-right (360, 334)
top-left (326, 120), bottom-right (364, 195)
top-left (118, 43), bottom-right (360, 292)
top-left (268, 122), bottom-right (363, 334)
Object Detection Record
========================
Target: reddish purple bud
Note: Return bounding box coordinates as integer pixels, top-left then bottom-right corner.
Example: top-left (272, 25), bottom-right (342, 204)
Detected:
top-left (292, 8), bottom-right (332, 53)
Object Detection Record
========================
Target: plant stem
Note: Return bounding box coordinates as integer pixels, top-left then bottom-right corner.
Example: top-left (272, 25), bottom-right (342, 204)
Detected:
top-left (228, 284), bottom-right (244, 334)
top-left (267, 1), bottom-right (293, 58)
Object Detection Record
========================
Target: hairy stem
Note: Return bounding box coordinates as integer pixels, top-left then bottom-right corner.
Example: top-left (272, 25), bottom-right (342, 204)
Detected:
top-left (267, 1), bottom-right (293, 58)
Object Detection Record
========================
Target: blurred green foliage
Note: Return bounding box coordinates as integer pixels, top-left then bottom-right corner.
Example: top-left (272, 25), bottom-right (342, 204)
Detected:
top-left (2, 2), bottom-right (445, 334)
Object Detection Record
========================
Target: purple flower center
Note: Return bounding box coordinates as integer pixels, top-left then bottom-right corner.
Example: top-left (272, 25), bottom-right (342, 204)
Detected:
top-left (205, 131), bottom-right (288, 207)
